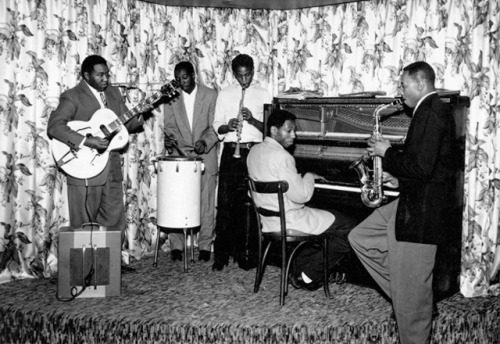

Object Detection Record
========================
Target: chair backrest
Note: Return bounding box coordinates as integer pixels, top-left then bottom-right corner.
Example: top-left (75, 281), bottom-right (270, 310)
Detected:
top-left (247, 178), bottom-right (289, 238)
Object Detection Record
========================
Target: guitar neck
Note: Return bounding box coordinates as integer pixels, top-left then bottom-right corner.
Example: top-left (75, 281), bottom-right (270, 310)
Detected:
top-left (118, 90), bottom-right (163, 125)
top-left (106, 80), bottom-right (178, 132)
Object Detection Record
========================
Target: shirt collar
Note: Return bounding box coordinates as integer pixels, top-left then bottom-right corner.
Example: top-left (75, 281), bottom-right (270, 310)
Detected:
top-left (265, 136), bottom-right (284, 149)
top-left (234, 81), bottom-right (259, 89)
top-left (182, 84), bottom-right (198, 97)
top-left (84, 80), bottom-right (103, 100)
top-left (413, 91), bottom-right (437, 115)
top-left (82, 79), bottom-right (104, 105)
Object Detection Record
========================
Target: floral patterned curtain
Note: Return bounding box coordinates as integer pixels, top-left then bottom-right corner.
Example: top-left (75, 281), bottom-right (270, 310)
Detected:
top-left (0, 0), bottom-right (498, 297)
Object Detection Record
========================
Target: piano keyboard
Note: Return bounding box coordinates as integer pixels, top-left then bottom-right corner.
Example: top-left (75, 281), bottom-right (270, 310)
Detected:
top-left (314, 183), bottom-right (400, 197)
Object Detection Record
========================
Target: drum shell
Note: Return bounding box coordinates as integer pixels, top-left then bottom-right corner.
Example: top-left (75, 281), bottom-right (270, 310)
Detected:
top-left (156, 156), bottom-right (203, 228)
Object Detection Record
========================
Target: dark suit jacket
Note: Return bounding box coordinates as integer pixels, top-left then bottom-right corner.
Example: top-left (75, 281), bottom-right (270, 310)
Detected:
top-left (47, 80), bottom-right (142, 186)
top-left (163, 84), bottom-right (219, 175)
top-left (384, 93), bottom-right (457, 245)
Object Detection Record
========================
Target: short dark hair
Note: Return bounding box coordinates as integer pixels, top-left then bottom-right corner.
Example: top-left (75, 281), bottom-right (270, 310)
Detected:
top-left (266, 109), bottom-right (296, 137)
top-left (403, 61), bottom-right (435, 85)
top-left (232, 54), bottom-right (254, 73)
top-left (81, 55), bottom-right (107, 77)
top-left (174, 61), bottom-right (195, 75)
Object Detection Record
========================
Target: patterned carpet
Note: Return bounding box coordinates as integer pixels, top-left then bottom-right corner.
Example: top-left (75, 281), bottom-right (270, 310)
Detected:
top-left (0, 251), bottom-right (499, 344)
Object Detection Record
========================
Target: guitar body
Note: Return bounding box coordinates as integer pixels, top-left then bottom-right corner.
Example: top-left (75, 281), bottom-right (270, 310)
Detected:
top-left (51, 80), bottom-right (179, 179)
top-left (51, 109), bottom-right (129, 179)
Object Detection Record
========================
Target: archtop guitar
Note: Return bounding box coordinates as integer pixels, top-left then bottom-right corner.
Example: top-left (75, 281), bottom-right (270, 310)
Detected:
top-left (51, 81), bottom-right (179, 179)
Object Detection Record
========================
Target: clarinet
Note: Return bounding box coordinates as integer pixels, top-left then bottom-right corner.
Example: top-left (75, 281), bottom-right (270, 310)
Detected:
top-left (233, 87), bottom-right (246, 158)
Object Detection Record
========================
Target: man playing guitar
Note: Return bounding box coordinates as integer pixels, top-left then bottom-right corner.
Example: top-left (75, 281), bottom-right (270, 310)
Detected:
top-left (47, 55), bottom-right (152, 273)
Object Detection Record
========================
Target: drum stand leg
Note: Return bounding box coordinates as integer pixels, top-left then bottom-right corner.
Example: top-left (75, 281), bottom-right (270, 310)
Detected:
top-left (153, 227), bottom-right (192, 272)
top-left (190, 230), bottom-right (196, 263)
top-left (153, 226), bottom-right (161, 267)
top-left (183, 228), bottom-right (189, 272)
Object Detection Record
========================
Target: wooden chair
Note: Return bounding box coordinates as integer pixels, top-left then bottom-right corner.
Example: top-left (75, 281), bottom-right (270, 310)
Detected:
top-left (247, 178), bottom-right (331, 306)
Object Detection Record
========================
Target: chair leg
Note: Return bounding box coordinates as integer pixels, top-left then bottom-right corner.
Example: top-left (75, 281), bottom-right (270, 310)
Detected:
top-left (280, 240), bottom-right (287, 306)
top-left (153, 226), bottom-right (161, 267)
top-left (323, 237), bottom-right (330, 298)
top-left (254, 239), bottom-right (263, 293)
top-left (254, 241), bottom-right (271, 293)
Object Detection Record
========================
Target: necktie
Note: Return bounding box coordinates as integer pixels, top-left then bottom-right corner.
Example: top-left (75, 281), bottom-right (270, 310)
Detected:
top-left (100, 92), bottom-right (108, 108)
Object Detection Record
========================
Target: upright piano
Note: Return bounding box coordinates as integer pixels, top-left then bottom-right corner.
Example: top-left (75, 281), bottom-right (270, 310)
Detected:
top-left (265, 92), bottom-right (469, 300)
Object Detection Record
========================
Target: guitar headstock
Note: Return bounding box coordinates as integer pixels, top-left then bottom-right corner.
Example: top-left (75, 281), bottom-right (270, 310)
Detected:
top-left (161, 80), bottom-right (180, 102)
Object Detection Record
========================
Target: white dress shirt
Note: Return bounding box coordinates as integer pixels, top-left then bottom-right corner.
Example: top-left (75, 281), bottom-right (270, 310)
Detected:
top-left (182, 84), bottom-right (197, 131)
top-left (213, 82), bottom-right (272, 143)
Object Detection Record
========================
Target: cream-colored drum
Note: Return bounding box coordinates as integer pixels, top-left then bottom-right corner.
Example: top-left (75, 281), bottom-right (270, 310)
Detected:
top-left (155, 156), bottom-right (204, 229)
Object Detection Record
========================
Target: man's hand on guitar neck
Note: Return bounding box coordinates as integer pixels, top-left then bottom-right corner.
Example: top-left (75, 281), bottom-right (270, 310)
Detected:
top-left (83, 136), bottom-right (110, 151)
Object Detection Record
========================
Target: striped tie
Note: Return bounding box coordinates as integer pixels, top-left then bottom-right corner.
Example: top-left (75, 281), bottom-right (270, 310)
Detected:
top-left (100, 92), bottom-right (108, 108)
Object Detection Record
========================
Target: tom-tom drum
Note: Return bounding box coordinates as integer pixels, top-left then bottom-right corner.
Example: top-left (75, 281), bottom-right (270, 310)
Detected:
top-left (155, 156), bottom-right (204, 229)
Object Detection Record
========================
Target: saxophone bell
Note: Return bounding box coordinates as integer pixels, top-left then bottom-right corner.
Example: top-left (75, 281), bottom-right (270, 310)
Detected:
top-left (350, 156), bottom-right (386, 208)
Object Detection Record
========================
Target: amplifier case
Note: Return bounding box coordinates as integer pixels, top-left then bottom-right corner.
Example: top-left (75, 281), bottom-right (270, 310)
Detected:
top-left (57, 225), bottom-right (121, 298)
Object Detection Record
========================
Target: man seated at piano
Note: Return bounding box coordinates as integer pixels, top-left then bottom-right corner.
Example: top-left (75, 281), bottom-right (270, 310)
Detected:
top-left (247, 109), bottom-right (358, 291)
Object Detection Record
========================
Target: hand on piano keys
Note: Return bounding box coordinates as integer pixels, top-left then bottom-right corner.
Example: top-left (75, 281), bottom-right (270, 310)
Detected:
top-left (309, 172), bottom-right (327, 183)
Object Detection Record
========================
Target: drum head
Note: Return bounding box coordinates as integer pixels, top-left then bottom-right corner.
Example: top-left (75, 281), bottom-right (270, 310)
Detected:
top-left (156, 156), bottom-right (203, 162)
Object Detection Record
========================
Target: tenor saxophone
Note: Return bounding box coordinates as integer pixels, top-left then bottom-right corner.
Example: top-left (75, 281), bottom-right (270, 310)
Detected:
top-left (233, 87), bottom-right (246, 158)
top-left (350, 98), bottom-right (402, 208)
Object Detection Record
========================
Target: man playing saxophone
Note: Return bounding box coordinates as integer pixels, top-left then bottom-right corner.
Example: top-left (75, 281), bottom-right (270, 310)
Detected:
top-left (348, 61), bottom-right (458, 344)
top-left (212, 54), bottom-right (273, 271)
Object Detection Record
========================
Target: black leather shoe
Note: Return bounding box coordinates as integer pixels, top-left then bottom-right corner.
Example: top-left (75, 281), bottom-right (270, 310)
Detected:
top-left (212, 257), bottom-right (228, 271)
top-left (289, 272), bottom-right (322, 291)
top-left (171, 249), bottom-right (183, 261)
top-left (199, 250), bottom-right (211, 262)
top-left (121, 265), bottom-right (136, 274)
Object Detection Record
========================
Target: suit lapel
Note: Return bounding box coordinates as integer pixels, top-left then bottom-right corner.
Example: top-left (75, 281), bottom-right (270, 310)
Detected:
top-left (79, 81), bottom-right (101, 116)
top-left (104, 87), bottom-right (122, 116)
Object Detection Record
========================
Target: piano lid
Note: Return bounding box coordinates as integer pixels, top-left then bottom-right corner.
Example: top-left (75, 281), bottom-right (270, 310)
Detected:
top-left (273, 94), bottom-right (470, 141)
top-left (277, 97), bottom-right (408, 138)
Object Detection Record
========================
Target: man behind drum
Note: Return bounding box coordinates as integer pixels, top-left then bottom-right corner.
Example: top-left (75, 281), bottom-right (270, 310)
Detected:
top-left (163, 61), bottom-right (219, 262)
